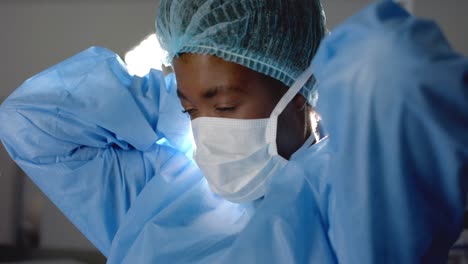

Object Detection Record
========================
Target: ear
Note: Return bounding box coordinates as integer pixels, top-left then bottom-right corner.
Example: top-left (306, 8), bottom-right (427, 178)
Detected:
top-left (292, 94), bottom-right (308, 111)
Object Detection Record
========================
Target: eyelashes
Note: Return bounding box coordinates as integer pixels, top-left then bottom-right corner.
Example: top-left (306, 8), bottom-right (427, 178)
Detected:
top-left (181, 109), bottom-right (196, 115)
top-left (181, 106), bottom-right (237, 117)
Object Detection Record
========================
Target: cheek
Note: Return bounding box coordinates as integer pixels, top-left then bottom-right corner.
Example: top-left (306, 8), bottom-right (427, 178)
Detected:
top-left (235, 97), bottom-right (278, 119)
top-left (234, 83), bottom-right (285, 119)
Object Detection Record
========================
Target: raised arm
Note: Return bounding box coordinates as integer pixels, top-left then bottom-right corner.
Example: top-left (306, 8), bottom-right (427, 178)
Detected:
top-left (0, 47), bottom-right (193, 256)
top-left (313, 2), bottom-right (468, 263)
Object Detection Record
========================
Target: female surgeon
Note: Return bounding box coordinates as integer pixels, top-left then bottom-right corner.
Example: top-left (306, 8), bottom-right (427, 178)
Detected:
top-left (0, 0), bottom-right (467, 263)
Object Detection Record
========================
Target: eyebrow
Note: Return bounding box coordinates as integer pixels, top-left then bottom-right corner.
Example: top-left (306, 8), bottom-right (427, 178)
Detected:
top-left (177, 85), bottom-right (243, 101)
top-left (176, 89), bottom-right (188, 100)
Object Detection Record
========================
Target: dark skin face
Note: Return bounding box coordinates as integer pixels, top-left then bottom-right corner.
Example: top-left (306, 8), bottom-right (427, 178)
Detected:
top-left (173, 53), bottom-right (311, 159)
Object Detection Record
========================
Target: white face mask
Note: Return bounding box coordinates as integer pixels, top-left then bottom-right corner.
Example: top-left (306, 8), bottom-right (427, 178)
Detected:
top-left (191, 65), bottom-right (316, 203)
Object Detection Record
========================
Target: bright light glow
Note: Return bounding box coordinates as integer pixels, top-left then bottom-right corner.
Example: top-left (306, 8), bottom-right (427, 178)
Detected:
top-left (310, 111), bottom-right (320, 142)
top-left (124, 34), bottom-right (167, 76)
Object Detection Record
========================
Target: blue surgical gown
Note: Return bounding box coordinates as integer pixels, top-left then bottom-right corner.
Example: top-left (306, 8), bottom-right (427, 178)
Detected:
top-left (0, 1), bottom-right (467, 263)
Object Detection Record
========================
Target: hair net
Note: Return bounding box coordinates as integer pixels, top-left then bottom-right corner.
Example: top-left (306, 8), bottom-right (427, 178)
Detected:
top-left (155, 0), bottom-right (326, 106)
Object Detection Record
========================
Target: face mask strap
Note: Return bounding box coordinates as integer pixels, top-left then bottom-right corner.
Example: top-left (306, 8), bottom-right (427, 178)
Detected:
top-left (266, 64), bottom-right (316, 155)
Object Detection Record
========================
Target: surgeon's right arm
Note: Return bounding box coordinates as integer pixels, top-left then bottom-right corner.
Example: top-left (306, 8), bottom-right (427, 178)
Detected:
top-left (0, 47), bottom-right (192, 256)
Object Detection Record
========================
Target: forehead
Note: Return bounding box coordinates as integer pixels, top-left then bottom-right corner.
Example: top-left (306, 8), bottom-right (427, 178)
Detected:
top-left (172, 53), bottom-right (288, 101)
top-left (172, 54), bottom-right (256, 101)
top-left (173, 54), bottom-right (251, 87)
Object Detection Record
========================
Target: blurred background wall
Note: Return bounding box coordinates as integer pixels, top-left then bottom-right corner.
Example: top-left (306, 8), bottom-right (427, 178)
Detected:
top-left (0, 0), bottom-right (467, 262)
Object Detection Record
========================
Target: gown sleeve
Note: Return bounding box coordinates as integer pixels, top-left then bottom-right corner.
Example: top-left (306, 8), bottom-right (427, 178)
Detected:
top-left (0, 47), bottom-right (193, 256)
top-left (312, 1), bottom-right (468, 263)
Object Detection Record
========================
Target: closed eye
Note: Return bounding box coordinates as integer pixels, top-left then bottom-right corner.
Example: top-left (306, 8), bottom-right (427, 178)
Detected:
top-left (182, 108), bottom-right (197, 115)
top-left (215, 106), bottom-right (236, 112)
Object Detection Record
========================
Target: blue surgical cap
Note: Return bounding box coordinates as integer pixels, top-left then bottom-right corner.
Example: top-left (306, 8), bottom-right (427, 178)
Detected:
top-left (155, 0), bottom-right (326, 106)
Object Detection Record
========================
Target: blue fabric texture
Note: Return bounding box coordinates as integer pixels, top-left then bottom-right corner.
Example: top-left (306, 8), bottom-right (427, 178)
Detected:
top-left (0, 1), bottom-right (466, 263)
top-left (312, 1), bottom-right (468, 263)
top-left (155, 0), bottom-right (326, 106)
